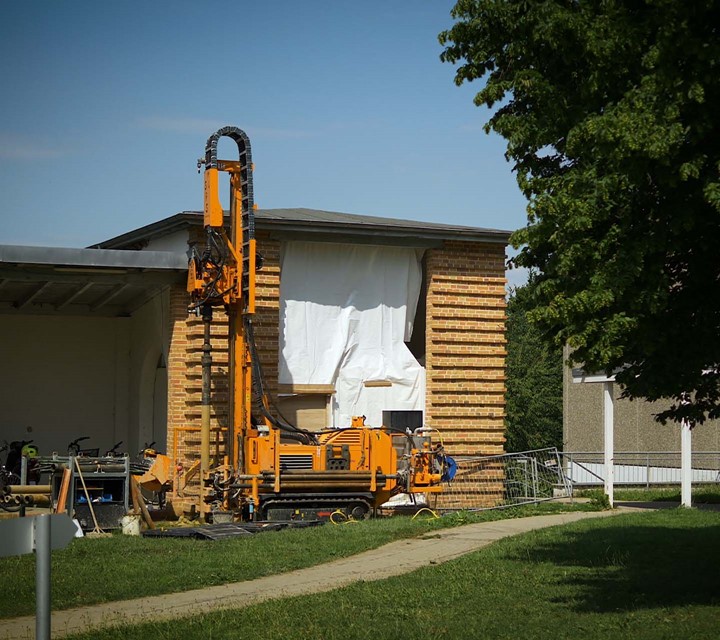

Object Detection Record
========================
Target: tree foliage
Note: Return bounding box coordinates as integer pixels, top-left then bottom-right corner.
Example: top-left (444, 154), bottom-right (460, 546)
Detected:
top-left (440, 0), bottom-right (720, 424)
top-left (505, 277), bottom-right (563, 452)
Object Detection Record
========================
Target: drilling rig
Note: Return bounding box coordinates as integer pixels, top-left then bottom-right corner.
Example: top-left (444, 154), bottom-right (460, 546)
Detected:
top-left (186, 126), bottom-right (451, 521)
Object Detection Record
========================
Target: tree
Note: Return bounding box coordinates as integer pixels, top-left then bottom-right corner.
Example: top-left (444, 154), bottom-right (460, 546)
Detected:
top-left (505, 277), bottom-right (563, 452)
top-left (439, 0), bottom-right (720, 424)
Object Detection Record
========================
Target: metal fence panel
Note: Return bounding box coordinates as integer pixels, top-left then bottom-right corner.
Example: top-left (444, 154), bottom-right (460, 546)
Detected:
top-left (434, 448), bottom-right (571, 512)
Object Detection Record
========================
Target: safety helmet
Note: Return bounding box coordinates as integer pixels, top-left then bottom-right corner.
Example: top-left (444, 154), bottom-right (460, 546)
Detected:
top-left (21, 444), bottom-right (39, 458)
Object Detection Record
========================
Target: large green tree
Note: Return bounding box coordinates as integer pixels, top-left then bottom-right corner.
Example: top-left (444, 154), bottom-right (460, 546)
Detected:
top-left (440, 0), bottom-right (720, 424)
top-left (505, 277), bottom-right (563, 452)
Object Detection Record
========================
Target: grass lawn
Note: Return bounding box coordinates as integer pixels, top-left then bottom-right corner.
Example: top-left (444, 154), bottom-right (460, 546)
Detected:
top-left (0, 502), bottom-right (595, 619)
top-left (64, 508), bottom-right (720, 640)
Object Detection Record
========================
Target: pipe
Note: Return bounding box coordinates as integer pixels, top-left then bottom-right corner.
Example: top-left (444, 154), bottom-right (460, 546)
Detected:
top-left (263, 481), bottom-right (387, 490)
top-left (200, 304), bottom-right (213, 478)
top-left (75, 464), bottom-right (127, 473)
top-left (261, 473), bottom-right (388, 482)
top-left (262, 471), bottom-right (373, 477)
top-left (8, 485), bottom-right (52, 495)
top-left (230, 482), bottom-right (387, 490)
top-left (12, 495), bottom-right (51, 507)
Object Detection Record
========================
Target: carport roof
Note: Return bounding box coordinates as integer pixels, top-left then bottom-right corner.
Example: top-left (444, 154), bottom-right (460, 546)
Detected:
top-left (0, 245), bottom-right (187, 317)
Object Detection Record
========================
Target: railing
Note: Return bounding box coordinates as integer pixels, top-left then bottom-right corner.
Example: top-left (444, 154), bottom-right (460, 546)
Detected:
top-left (562, 451), bottom-right (720, 487)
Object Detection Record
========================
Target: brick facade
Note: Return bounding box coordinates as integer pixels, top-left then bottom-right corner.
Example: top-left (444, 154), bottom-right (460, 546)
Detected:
top-left (425, 241), bottom-right (507, 456)
top-left (251, 234), bottom-right (282, 401)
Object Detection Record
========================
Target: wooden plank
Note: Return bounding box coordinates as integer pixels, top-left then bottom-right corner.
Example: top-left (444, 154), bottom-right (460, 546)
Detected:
top-left (363, 380), bottom-right (392, 388)
top-left (130, 475), bottom-right (156, 530)
top-left (277, 383), bottom-right (335, 395)
top-left (54, 468), bottom-right (72, 514)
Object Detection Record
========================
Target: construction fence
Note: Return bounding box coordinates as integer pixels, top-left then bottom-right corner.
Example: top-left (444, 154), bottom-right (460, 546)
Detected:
top-left (432, 448), bottom-right (570, 512)
top-left (562, 451), bottom-right (720, 487)
top-left (426, 449), bottom-right (720, 513)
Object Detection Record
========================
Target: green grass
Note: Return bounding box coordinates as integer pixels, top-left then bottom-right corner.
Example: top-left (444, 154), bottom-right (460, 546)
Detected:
top-left (0, 502), bottom-right (594, 619)
top-left (65, 509), bottom-right (720, 640)
top-left (577, 485), bottom-right (720, 503)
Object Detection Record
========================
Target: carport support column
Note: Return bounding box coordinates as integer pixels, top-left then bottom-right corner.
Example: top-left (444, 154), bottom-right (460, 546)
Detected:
top-left (603, 381), bottom-right (614, 508)
top-left (681, 419), bottom-right (692, 508)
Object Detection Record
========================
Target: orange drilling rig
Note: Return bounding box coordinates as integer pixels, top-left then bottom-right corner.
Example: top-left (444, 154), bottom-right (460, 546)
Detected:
top-left (186, 126), bottom-right (452, 521)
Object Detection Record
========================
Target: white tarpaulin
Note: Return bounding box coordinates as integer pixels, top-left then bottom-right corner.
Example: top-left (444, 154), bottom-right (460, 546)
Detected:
top-left (279, 241), bottom-right (425, 427)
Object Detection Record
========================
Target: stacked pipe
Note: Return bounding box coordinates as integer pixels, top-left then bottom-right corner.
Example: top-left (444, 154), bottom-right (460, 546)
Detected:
top-left (8, 485), bottom-right (52, 495)
top-left (45, 462), bottom-right (128, 473)
top-left (4, 485), bottom-right (52, 507)
top-left (1, 494), bottom-right (27, 507)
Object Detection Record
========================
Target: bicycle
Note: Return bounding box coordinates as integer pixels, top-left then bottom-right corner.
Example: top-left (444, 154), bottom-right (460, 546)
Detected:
top-left (104, 441), bottom-right (124, 457)
top-left (67, 436), bottom-right (100, 458)
top-left (0, 441), bottom-right (22, 512)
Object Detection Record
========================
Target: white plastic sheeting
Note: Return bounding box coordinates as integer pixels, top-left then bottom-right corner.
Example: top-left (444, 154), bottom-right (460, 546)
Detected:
top-left (279, 241), bottom-right (425, 427)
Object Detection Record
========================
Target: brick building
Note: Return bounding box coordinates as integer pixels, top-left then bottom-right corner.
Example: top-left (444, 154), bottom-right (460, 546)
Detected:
top-left (96, 208), bottom-right (510, 468)
top-left (0, 209), bottom-right (510, 492)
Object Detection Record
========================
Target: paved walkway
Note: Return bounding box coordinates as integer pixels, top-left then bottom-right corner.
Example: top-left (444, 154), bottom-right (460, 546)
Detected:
top-left (2, 509), bottom-right (633, 639)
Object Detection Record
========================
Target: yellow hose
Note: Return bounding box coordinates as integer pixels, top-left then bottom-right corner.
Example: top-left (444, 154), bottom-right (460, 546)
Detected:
top-left (330, 510), bottom-right (358, 525)
top-left (411, 507), bottom-right (440, 520)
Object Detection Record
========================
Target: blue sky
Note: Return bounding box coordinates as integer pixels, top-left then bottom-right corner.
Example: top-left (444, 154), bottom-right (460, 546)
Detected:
top-left (0, 2), bottom-right (528, 284)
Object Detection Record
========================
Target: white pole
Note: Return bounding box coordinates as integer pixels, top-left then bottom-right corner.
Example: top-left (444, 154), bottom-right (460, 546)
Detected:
top-left (35, 515), bottom-right (51, 640)
top-left (603, 381), bottom-right (614, 508)
top-left (681, 419), bottom-right (692, 508)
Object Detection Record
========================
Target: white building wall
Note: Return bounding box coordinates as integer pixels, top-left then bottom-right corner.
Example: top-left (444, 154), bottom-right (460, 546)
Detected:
top-left (144, 230), bottom-right (190, 255)
top-left (0, 290), bottom-right (170, 459)
top-left (0, 315), bottom-right (131, 456)
top-left (127, 292), bottom-right (170, 456)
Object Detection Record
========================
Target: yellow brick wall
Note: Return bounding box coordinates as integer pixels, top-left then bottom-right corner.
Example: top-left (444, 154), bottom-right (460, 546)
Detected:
top-left (425, 240), bottom-right (507, 456)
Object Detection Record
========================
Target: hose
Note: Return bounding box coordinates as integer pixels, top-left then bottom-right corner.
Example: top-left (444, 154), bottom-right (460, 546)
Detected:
top-left (244, 316), bottom-right (318, 445)
top-left (411, 507), bottom-right (440, 520)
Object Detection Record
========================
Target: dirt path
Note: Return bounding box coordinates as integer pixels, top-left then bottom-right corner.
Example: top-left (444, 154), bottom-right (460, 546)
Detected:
top-left (2, 509), bottom-right (633, 640)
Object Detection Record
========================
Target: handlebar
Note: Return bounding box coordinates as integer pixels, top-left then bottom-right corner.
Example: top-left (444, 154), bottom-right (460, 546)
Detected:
top-left (105, 441), bottom-right (124, 456)
top-left (68, 437), bottom-right (91, 455)
top-left (139, 442), bottom-right (159, 458)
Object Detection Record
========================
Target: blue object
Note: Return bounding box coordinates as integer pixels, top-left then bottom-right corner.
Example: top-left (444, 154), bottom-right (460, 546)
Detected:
top-left (441, 455), bottom-right (457, 482)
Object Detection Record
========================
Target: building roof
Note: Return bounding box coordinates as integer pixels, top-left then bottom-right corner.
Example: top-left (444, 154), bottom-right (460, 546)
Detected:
top-left (92, 208), bottom-right (513, 250)
top-left (0, 244), bottom-right (186, 317)
top-left (1, 208), bottom-right (511, 317)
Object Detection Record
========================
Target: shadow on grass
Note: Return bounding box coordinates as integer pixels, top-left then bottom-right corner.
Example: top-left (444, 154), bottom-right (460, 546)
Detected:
top-left (504, 514), bottom-right (720, 613)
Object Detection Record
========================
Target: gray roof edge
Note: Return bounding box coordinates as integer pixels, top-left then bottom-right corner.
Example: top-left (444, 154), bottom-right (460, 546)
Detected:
top-left (90, 212), bottom-right (197, 249)
top-left (94, 209), bottom-right (513, 249)
top-left (259, 218), bottom-right (511, 243)
top-left (0, 245), bottom-right (188, 270)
